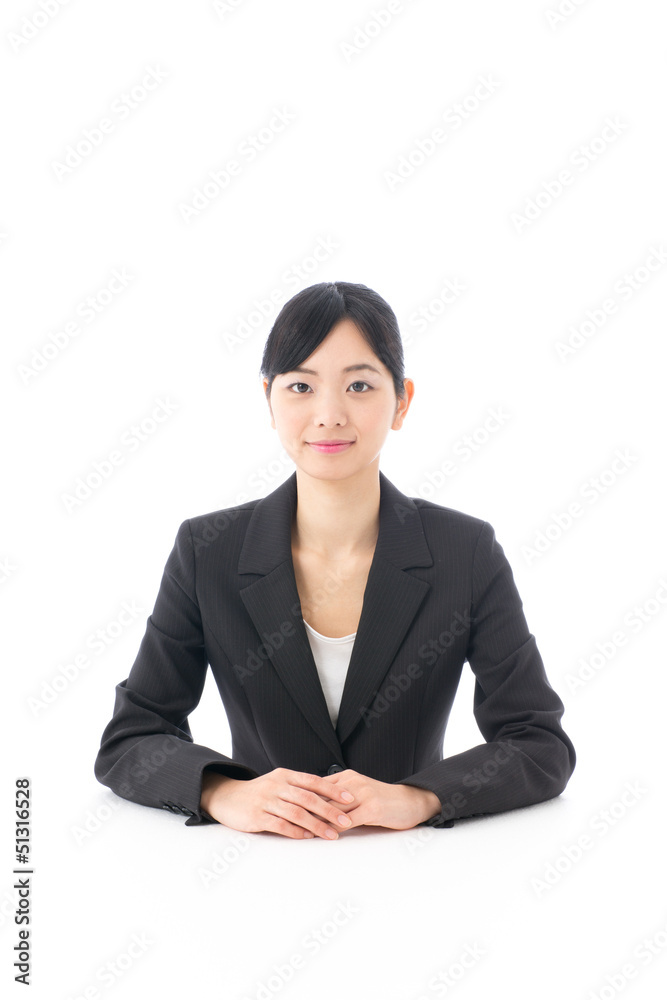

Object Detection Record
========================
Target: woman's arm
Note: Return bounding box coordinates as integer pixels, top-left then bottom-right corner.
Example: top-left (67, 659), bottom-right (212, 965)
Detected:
top-left (394, 520), bottom-right (576, 827)
top-left (93, 520), bottom-right (258, 826)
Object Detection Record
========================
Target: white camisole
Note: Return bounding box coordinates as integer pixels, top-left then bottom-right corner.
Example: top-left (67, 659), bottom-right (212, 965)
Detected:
top-left (303, 619), bottom-right (356, 727)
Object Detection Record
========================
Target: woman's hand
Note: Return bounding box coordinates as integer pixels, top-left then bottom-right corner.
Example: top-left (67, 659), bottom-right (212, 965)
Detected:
top-left (201, 767), bottom-right (442, 839)
top-left (200, 767), bottom-right (357, 840)
top-left (321, 770), bottom-right (442, 831)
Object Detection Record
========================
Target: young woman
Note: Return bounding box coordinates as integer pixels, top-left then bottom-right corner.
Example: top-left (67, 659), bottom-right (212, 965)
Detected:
top-left (94, 281), bottom-right (576, 841)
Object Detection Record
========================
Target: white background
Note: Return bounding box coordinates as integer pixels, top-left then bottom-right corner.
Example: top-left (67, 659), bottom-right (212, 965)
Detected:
top-left (2, 1), bottom-right (666, 997)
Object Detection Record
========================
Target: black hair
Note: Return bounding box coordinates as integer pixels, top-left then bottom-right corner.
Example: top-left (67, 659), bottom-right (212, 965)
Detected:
top-left (259, 281), bottom-right (406, 401)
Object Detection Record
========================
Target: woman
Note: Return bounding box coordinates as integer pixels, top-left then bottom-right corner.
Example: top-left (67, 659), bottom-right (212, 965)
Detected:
top-left (94, 281), bottom-right (576, 841)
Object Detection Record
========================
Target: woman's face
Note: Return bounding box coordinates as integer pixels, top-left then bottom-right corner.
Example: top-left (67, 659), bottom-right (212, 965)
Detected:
top-left (263, 318), bottom-right (414, 482)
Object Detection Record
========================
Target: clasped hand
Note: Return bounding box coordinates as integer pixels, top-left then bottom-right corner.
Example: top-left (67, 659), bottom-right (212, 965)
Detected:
top-left (201, 767), bottom-right (441, 841)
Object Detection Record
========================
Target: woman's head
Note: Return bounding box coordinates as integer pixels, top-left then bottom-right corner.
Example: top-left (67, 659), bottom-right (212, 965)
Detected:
top-left (259, 282), bottom-right (414, 481)
top-left (260, 281), bottom-right (407, 403)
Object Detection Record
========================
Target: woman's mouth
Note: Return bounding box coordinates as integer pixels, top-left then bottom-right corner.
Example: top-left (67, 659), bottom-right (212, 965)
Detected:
top-left (307, 441), bottom-right (355, 454)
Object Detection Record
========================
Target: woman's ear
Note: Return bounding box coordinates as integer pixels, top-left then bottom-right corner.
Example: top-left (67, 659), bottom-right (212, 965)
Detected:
top-left (261, 377), bottom-right (276, 429)
top-left (392, 378), bottom-right (415, 430)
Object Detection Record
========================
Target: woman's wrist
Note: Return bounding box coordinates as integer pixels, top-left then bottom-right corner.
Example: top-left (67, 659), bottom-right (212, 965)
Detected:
top-left (420, 789), bottom-right (442, 821)
top-left (200, 770), bottom-right (239, 814)
top-left (401, 783), bottom-right (442, 823)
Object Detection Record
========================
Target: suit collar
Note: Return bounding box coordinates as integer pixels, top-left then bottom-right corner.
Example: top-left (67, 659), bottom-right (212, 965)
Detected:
top-left (238, 469), bottom-right (433, 575)
top-left (236, 471), bottom-right (434, 753)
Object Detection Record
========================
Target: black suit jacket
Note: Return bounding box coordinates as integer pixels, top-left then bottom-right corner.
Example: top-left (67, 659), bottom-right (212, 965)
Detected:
top-left (94, 471), bottom-right (576, 828)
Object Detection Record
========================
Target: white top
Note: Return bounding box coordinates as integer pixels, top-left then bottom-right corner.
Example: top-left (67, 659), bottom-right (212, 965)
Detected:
top-left (303, 619), bottom-right (356, 727)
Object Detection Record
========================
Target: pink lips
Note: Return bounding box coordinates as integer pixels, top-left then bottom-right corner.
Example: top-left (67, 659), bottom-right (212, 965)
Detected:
top-left (307, 440), bottom-right (354, 453)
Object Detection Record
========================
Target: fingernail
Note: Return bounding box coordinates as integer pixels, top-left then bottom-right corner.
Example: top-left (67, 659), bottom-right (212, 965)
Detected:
top-left (341, 792), bottom-right (354, 802)
top-left (325, 829), bottom-right (338, 839)
top-left (303, 832), bottom-right (314, 838)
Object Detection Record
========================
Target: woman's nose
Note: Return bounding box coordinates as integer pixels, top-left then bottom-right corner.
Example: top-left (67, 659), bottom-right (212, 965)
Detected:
top-left (311, 392), bottom-right (349, 426)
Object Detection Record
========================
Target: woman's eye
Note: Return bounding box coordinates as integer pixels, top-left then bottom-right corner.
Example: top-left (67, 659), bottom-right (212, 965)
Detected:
top-left (286, 380), bottom-right (373, 394)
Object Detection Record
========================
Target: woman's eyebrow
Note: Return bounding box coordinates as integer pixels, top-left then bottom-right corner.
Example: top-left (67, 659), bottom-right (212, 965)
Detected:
top-left (286, 363), bottom-right (382, 376)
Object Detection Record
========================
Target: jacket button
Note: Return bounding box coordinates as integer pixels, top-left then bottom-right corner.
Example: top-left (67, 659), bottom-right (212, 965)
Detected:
top-left (327, 765), bottom-right (344, 775)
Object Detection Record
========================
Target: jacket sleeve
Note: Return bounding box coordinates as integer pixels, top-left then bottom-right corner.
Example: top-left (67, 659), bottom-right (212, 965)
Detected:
top-left (93, 519), bottom-right (259, 826)
top-left (395, 520), bottom-right (576, 828)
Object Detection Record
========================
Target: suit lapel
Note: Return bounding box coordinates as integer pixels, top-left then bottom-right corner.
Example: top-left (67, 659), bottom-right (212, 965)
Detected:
top-left (237, 471), bottom-right (433, 754)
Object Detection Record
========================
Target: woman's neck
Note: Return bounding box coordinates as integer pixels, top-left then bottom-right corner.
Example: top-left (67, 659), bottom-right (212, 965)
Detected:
top-left (291, 466), bottom-right (381, 560)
